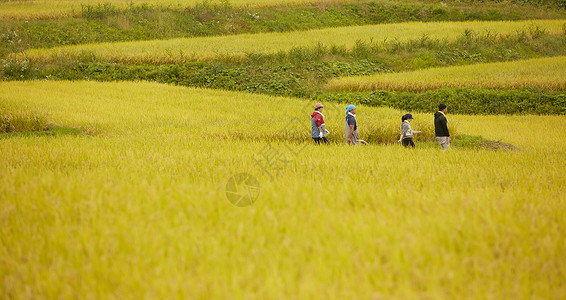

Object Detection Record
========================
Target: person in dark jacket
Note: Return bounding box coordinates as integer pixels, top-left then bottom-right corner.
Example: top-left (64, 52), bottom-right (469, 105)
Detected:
top-left (434, 103), bottom-right (451, 151)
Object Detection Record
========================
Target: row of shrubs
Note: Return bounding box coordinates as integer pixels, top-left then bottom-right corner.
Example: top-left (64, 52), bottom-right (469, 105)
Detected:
top-left (2, 60), bottom-right (390, 98)
top-left (316, 89), bottom-right (566, 115)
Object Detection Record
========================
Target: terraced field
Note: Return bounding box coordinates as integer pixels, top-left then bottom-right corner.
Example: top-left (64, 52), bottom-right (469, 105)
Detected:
top-left (0, 0), bottom-right (351, 19)
top-left (2, 1), bottom-right (566, 299)
top-left (1, 80), bottom-right (565, 298)
top-left (15, 20), bottom-right (566, 64)
top-left (328, 55), bottom-right (566, 92)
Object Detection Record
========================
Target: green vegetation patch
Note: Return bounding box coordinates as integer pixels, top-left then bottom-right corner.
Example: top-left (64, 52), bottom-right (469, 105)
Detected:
top-left (451, 134), bottom-right (517, 151)
top-left (416, 134), bottom-right (518, 150)
top-left (0, 124), bottom-right (84, 139)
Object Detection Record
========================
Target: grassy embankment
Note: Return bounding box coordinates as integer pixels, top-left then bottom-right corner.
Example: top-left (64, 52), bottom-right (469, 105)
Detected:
top-left (5, 19), bottom-right (565, 114)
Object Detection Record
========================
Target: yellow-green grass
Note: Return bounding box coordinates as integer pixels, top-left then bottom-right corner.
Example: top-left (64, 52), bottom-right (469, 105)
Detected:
top-left (0, 102), bottom-right (46, 133)
top-left (328, 55), bottom-right (566, 92)
top-left (1, 80), bottom-right (565, 299)
top-left (14, 20), bottom-right (566, 65)
top-left (0, 80), bottom-right (443, 144)
top-left (2, 0), bottom-right (564, 20)
top-left (0, 0), bottom-right (364, 20)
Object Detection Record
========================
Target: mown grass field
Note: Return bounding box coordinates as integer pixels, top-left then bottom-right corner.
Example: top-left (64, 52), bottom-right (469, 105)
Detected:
top-left (1, 80), bottom-right (566, 299)
top-left (328, 55), bottom-right (566, 92)
top-left (14, 20), bottom-right (566, 64)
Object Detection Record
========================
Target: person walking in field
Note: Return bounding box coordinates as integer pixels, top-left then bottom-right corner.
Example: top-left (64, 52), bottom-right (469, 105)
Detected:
top-left (398, 113), bottom-right (422, 148)
top-left (311, 103), bottom-right (329, 144)
top-left (345, 104), bottom-right (359, 146)
top-left (434, 104), bottom-right (451, 151)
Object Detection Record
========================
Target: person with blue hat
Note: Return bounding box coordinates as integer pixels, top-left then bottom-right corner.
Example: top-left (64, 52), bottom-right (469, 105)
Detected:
top-left (398, 113), bottom-right (422, 148)
top-left (345, 104), bottom-right (359, 145)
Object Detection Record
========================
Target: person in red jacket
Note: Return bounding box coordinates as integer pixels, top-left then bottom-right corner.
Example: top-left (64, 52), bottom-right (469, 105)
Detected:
top-left (311, 103), bottom-right (329, 144)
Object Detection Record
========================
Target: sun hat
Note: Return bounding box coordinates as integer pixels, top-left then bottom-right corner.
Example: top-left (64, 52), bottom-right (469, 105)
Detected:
top-left (315, 103), bottom-right (324, 109)
top-left (346, 104), bottom-right (356, 114)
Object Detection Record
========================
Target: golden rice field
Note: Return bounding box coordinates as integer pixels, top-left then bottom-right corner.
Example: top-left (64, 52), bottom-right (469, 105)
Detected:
top-left (1, 80), bottom-right (566, 299)
top-left (328, 55), bottom-right (566, 92)
top-left (2, 0), bottom-right (564, 20)
top-left (0, 0), bottom-right (357, 20)
top-left (14, 20), bottom-right (566, 64)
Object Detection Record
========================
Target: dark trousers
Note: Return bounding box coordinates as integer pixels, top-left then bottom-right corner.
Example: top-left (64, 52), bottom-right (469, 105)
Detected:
top-left (402, 137), bottom-right (415, 148)
top-left (313, 137), bottom-right (329, 144)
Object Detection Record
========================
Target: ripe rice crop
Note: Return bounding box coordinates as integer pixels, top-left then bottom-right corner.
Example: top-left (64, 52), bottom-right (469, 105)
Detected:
top-left (0, 80), bottom-right (443, 144)
top-left (0, 102), bottom-right (46, 133)
top-left (1, 80), bottom-right (565, 299)
top-left (0, 0), bottom-right (352, 20)
top-left (328, 55), bottom-right (566, 92)
top-left (13, 20), bottom-right (566, 65)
